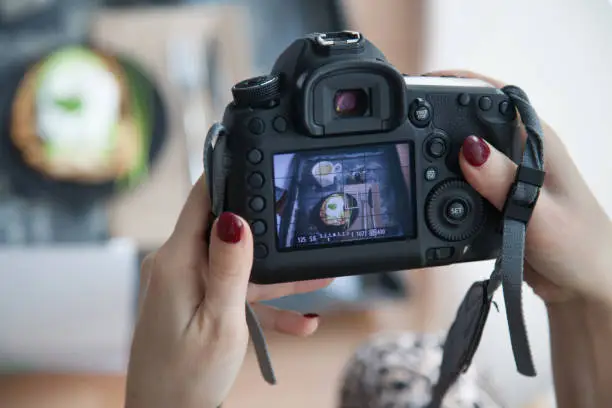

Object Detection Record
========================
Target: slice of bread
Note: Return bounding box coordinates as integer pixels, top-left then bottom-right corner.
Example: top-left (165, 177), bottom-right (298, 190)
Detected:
top-left (10, 47), bottom-right (143, 184)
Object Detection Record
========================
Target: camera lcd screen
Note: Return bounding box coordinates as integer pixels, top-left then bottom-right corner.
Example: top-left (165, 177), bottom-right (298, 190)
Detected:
top-left (273, 143), bottom-right (415, 250)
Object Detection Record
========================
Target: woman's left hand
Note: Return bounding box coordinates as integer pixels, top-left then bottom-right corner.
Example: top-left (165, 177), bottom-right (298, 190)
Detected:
top-left (125, 175), bottom-right (331, 408)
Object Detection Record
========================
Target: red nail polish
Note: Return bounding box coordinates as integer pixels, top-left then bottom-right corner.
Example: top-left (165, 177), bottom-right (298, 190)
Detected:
top-left (462, 135), bottom-right (490, 167)
top-left (303, 313), bottom-right (319, 319)
top-left (216, 212), bottom-right (243, 244)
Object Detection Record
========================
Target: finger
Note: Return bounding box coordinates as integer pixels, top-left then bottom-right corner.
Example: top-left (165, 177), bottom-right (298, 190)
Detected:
top-left (247, 279), bottom-right (334, 303)
top-left (169, 174), bottom-right (212, 249)
top-left (203, 212), bottom-right (254, 315)
top-left (460, 135), bottom-right (517, 210)
top-left (459, 135), bottom-right (550, 228)
top-left (249, 303), bottom-right (320, 337)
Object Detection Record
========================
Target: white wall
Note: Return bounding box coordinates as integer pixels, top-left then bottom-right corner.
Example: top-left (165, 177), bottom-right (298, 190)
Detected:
top-left (422, 1), bottom-right (612, 407)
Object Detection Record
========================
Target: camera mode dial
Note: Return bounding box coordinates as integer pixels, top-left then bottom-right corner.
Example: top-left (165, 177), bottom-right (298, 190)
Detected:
top-left (231, 75), bottom-right (281, 108)
top-left (425, 179), bottom-right (485, 242)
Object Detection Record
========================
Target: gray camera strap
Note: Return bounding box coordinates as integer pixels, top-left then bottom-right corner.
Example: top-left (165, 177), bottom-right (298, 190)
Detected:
top-left (427, 85), bottom-right (545, 408)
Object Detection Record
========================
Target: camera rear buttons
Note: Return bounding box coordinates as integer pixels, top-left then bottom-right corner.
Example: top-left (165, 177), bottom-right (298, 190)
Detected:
top-left (498, 100), bottom-right (515, 119)
top-left (248, 172), bottom-right (265, 189)
top-left (250, 220), bottom-right (267, 236)
top-left (425, 179), bottom-right (485, 242)
top-left (249, 196), bottom-right (266, 212)
top-left (423, 131), bottom-right (449, 161)
top-left (426, 137), bottom-right (447, 158)
top-left (254, 243), bottom-right (269, 259)
top-left (478, 96), bottom-right (493, 111)
top-left (444, 198), bottom-right (469, 223)
top-left (458, 93), bottom-right (471, 106)
top-left (248, 118), bottom-right (266, 135)
top-left (247, 149), bottom-right (263, 164)
top-left (408, 98), bottom-right (433, 128)
top-left (424, 167), bottom-right (438, 182)
top-left (273, 116), bottom-right (287, 133)
top-left (426, 247), bottom-right (455, 261)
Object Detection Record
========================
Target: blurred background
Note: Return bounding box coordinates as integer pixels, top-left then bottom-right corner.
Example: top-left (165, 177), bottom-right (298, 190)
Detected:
top-left (0, 0), bottom-right (610, 407)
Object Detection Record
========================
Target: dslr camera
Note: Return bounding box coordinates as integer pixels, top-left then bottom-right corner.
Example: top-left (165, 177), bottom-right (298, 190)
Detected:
top-left (210, 31), bottom-right (521, 284)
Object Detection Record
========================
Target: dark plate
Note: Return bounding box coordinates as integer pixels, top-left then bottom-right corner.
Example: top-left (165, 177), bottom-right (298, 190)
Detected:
top-left (0, 47), bottom-right (168, 209)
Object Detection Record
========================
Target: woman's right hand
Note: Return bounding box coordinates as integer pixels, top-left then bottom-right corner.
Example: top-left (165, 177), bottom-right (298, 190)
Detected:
top-left (426, 70), bottom-right (612, 307)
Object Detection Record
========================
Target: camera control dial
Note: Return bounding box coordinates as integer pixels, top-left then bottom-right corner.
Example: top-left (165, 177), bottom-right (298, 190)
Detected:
top-left (425, 179), bottom-right (486, 242)
top-left (231, 75), bottom-right (281, 108)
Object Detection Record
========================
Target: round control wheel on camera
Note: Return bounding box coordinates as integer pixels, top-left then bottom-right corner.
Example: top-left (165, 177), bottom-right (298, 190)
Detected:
top-left (231, 75), bottom-right (281, 108)
top-left (425, 179), bottom-right (486, 242)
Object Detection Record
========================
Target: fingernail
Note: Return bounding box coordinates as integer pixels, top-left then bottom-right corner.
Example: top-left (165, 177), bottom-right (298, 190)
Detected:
top-left (216, 212), bottom-right (243, 244)
top-left (462, 135), bottom-right (490, 167)
top-left (303, 313), bottom-right (319, 319)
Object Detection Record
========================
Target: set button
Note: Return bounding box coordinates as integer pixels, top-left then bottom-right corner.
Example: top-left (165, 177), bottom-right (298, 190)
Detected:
top-left (249, 196), bottom-right (266, 212)
top-left (444, 198), bottom-right (469, 223)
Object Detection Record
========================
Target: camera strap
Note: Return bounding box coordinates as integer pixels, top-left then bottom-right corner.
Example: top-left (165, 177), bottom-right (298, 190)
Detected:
top-left (427, 85), bottom-right (545, 408)
top-left (204, 123), bottom-right (278, 387)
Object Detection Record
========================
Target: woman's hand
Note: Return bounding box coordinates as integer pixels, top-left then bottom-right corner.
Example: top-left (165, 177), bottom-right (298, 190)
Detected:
top-left (125, 176), bottom-right (331, 408)
top-left (426, 70), bottom-right (612, 306)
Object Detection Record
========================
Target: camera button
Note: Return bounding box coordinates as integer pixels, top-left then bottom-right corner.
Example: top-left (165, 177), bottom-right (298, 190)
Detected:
top-left (248, 172), bottom-right (265, 188)
top-left (408, 98), bottom-right (432, 128)
top-left (249, 196), bottom-right (266, 212)
top-left (445, 198), bottom-right (469, 223)
top-left (425, 179), bottom-right (485, 242)
top-left (424, 167), bottom-right (438, 182)
top-left (458, 93), bottom-right (471, 106)
top-left (248, 117), bottom-right (266, 135)
top-left (427, 247), bottom-right (455, 261)
top-left (426, 137), bottom-right (447, 158)
top-left (478, 96), bottom-right (493, 111)
top-left (254, 243), bottom-right (269, 259)
top-left (247, 149), bottom-right (263, 164)
top-left (273, 116), bottom-right (287, 133)
top-left (250, 220), bottom-right (267, 236)
top-left (499, 100), bottom-right (509, 114)
top-left (499, 100), bottom-right (515, 119)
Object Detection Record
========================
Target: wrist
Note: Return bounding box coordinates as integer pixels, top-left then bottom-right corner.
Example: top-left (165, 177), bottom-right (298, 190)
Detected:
top-left (546, 295), bottom-right (612, 408)
top-left (583, 224), bottom-right (612, 307)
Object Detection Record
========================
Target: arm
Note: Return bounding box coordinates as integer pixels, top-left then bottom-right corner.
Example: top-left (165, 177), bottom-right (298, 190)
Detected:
top-left (548, 297), bottom-right (612, 408)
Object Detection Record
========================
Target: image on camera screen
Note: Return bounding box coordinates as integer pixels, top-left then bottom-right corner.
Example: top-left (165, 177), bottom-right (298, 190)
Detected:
top-left (273, 143), bottom-right (415, 250)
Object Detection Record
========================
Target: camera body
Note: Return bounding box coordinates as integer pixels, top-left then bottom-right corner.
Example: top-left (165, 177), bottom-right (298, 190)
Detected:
top-left (214, 31), bottom-right (521, 284)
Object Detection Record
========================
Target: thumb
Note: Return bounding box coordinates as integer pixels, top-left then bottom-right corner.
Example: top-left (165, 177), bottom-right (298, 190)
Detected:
top-left (459, 135), bottom-right (517, 210)
top-left (203, 212), bottom-right (254, 315)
